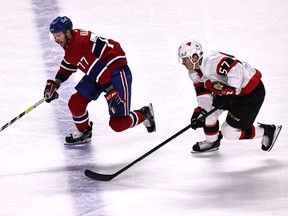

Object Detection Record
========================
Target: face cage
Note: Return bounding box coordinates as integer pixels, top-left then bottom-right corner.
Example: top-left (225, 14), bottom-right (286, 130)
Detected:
top-left (179, 53), bottom-right (203, 70)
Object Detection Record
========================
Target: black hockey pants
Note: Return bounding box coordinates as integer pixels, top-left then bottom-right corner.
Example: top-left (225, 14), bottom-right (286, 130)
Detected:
top-left (226, 81), bottom-right (265, 129)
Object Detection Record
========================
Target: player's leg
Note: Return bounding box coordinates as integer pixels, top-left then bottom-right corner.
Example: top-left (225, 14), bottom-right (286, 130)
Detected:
top-left (65, 92), bottom-right (93, 144)
top-left (191, 109), bottom-right (223, 153)
top-left (222, 81), bottom-right (281, 151)
top-left (222, 80), bottom-right (265, 139)
top-left (108, 65), bottom-right (155, 133)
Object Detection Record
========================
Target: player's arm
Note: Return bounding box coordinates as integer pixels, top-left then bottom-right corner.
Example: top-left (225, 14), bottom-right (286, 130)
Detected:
top-left (92, 38), bottom-right (126, 90)
top-left (56, 58), bottom-right (78, 83)
top-left (214, 53), bottom-right (243, 95)
top-left (43, 58), bottom-right (77, 103)
top-left (194, 82), bottom-right (211, 96)
top-left (190, 81), bottom-right (213, 129)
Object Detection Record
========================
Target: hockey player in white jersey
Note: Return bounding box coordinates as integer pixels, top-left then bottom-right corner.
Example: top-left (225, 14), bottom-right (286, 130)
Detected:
top-left (178, 39), bottom-right (282, 153)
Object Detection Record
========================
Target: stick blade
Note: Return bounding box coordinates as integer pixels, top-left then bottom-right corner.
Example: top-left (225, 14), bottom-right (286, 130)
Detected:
top-left (84, 169), bottom-right (116, 181)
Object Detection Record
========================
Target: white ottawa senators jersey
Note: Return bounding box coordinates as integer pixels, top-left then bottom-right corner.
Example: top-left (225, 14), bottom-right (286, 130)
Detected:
top-left (194, 51), bottom-right (262, 96)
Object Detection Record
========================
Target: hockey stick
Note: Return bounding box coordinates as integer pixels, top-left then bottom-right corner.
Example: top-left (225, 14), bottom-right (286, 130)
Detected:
top-left (0, 98), bottom-right (45, 132)
top-left (84, 105), bottom-right (222, 181)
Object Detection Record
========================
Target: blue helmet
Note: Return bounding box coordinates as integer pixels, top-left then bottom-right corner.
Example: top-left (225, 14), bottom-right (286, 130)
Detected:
top-left (49, 16), bottom-right (73, 33)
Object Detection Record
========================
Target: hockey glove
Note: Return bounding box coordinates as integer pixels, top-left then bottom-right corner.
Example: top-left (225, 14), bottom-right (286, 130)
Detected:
top-left (213, 95), bottom-right (237, 110)
top-left (212, 86), bottom-right (237, 109)
top-left (44, 80), bottom-right (60, 103)
top-left (191, 107), bottom-right (207, 130)
top-left (221, 86), bottom-right (236, 96)
top-left (105, 89), bottom-right (126, 116)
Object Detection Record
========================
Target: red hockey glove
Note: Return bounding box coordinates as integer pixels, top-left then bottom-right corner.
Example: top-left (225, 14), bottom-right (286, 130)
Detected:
top-left (191, 107), bottom-right (207, 130)
top-left (44, 80), bottom-right (60, 103)
top-left (105, 89), bottom-right (126, 116)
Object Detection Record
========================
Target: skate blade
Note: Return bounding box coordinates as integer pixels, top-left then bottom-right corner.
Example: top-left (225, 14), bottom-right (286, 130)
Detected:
top-left (267, 125), bottom-right (282, 152)
top-left (191, 147), bottom-right (219, 154)
top-left (64, 138), bottom-right (91, 146)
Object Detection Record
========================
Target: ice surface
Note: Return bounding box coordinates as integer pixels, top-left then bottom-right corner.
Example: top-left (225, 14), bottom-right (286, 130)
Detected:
top-left (0, 0), bottom-right (288, 215)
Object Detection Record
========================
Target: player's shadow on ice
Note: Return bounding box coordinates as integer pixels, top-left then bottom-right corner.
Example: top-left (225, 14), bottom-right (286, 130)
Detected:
top-left (196, 158), bottom-right (284, 208)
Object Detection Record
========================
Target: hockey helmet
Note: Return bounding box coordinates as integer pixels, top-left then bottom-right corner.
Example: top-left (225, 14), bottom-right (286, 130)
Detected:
top-left (178, 40), bottom-right (203, 61)
top-left (49, 16), bottom-right (73, 34)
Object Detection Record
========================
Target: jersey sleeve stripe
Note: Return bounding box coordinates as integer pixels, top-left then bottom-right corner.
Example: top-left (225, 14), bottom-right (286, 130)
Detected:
top-left (238, 69), bottom-right (262, 96)
top-left (95, 67), bottom-right (108, 83)
top-left (92, 37), bottom-right (107, 58)
top-left (60, 65), bottom-right (78, 72)
top-left (86, 58), bottom-right (107, 81)
top-left (106, 55), bottom-right (126, 67)
top-left (194, 82), bottom-right (211, 96)
top-left (60, 59), bottom-right (77, 72)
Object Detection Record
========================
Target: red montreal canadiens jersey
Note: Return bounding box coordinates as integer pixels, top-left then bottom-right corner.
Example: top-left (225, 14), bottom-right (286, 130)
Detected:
top-left (57, 29), bottom-right (127, 86)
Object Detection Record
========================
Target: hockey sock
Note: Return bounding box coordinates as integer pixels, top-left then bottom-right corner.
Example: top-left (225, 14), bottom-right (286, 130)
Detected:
top-left (239, 126), bottom-right (255, 139)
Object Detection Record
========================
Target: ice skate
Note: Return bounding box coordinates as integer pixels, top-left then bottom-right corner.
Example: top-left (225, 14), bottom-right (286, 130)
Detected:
top-left (65, 121), bottom-right (93, 145)
top-left (191, 132), bottom-right (222, 153)
top-left (258, 123), bottom-right (282, 151)
top-left (141, 103), bottom-right (156, 133)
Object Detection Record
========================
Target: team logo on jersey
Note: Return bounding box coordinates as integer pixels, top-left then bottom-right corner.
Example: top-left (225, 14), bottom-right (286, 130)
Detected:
top-left (205, 80), bottom-right (228, 95)
top-left (211, 81), bottom-right (227, 91)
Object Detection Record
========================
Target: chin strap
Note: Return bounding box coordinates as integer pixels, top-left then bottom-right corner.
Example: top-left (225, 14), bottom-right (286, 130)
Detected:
top-left (64, 29), bottom-right (72, 47)
top-left (189, 54), bottom-right (203, 69)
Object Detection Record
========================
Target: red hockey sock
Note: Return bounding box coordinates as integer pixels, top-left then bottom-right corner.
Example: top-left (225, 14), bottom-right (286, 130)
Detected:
top-left (109, 111), bottom-right (145, 132)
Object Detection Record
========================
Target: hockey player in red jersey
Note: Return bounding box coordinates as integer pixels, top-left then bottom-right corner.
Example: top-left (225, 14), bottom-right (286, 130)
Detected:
top-left (44, 16), bottom-right (156, 144)
top-left (178, 39), bottom-right (282, 153)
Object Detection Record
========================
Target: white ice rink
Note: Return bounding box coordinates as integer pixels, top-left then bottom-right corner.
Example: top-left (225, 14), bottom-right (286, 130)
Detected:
top-left (0, 0), bottom-right (288, 215)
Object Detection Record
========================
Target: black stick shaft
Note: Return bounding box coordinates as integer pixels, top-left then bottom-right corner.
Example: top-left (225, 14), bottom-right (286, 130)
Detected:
top-left (85, 106), bottom-right (222, 181)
